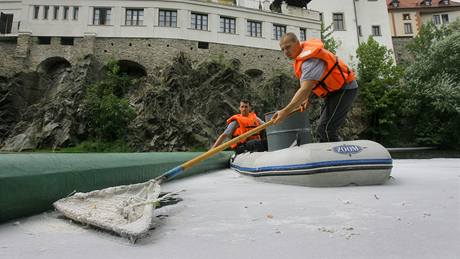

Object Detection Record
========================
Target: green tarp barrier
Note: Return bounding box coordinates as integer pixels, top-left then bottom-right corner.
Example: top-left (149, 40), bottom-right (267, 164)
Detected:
top-left (0, 152), bottom-right (232, 223)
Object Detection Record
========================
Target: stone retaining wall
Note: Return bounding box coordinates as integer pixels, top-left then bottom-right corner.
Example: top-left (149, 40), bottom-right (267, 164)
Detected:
top-left (1, 34), bottom-right (293, 78)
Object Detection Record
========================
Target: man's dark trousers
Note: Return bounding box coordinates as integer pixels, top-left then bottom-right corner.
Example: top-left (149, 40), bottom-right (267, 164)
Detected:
top-left (316, 88), bottom-right (358, 142)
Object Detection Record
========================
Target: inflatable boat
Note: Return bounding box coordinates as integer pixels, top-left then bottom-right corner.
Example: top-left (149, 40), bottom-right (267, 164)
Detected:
top-left (229, 111), bottom-right (392, 187)
top-left (230, 140), bottom-right (392, 187)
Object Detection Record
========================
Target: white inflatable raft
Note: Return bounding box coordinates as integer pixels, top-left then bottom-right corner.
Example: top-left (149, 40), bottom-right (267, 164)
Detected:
top-left (230, 140), bottom-right (392, 187)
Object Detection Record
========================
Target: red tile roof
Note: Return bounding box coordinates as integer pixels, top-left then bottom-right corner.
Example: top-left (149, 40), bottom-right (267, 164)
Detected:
top-left (388, 0), bottom-right (460, 9)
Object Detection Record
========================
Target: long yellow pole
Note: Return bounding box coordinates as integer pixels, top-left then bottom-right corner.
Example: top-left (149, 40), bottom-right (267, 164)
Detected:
top-left (158, 107), bottom-right (301, 181)
top-left (182, 119), bottom-right (274, 170)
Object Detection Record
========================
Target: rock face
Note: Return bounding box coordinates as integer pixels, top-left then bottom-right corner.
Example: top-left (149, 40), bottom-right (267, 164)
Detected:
top-left (0, 53), bottom-right (365, 152)
top-left (0, 56), bottom-right (94, 151)
top-left (128, 53), bottom-right (299, 151)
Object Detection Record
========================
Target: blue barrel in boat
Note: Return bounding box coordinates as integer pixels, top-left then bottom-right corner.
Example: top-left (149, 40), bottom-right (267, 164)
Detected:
top-left (264, 111), bottom-right (312, 151)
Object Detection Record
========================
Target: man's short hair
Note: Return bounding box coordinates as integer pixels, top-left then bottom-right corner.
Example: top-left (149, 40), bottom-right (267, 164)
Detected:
top-left (280, 32), bottom-right (299, 43)
top-left (240, 99), bottom-right (251, 106)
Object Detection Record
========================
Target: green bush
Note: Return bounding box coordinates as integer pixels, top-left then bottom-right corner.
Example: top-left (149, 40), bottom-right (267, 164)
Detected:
top-left (356, 37), bottom-right (406, 146)
top-left (403, 31), bottom-right (460, 148)
top-left (354, 19), bottom-right (460, 149)
top-left (85, 60), bottom-right (136, 142)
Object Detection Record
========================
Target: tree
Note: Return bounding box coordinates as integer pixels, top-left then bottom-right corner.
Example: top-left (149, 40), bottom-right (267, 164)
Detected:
top-left (406, 19), bottom-right (460, 56)
top-left (406, 22), bottom-right (449, 56)
top-left (321, 22), bottom-right (340, 54)
top-left (403, 30), bottom-right (460, 148)
top-left (356, 37), bottom-right (405, 145)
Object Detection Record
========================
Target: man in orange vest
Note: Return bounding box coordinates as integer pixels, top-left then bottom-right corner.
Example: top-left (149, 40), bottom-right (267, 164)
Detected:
top-left (212, 100), bottom-right (266, 154)
top-left (272, 32), bottom-right (358, 142)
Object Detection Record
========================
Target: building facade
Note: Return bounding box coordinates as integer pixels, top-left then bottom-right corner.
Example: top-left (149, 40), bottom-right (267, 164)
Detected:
top-left (0, 0), bottom-right (323, 77)
top-left (3, 0), bottom-right (320, 49)
top-left (388, 0), bottom-right (460, 38)
top-left (308, 0), bottom-right (395, 65)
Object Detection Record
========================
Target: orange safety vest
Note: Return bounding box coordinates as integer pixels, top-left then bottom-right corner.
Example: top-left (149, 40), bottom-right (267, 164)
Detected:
top-left (226, 112), bottom-right (261, 149)
top-left (293, 38), bottom-right (356, 98)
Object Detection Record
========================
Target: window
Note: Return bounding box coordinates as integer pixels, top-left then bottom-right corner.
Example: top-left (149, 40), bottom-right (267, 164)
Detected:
top-left (404, 23), bottom-right (413, 34)
top-left (73, 7), bottom-right (79, 20)
top-left (63, 6), bottom-right (69, 20)
top-left (333, 13), bottom-right (345, 31)
top-left (403, 13), bottom-right (411, 20)
top-left (93, 8), bottom-right (111, 25)
top-left (191, 13), bottom-right (208, 30)
top-left (372, 25), bottom-right (381, 36)
top-left (248, 20), bottom-right (262, 37)
top-left (33, 6), bottom-right (40, 19)
top-left (125, 8), bottom-right (144, 26)
top-left (300, 28), bottom-right (307, 41)
top-left (273, 24), bottom-right (286, 40)
top-left (159, 9), bottom-right (177, 27)
top-left (0, 13), bottom-right (14, 34)
top-left (442, 14), bottom-right (449, 24)
top-left (38, 36), bottom-right (51, 45)
top-left (53, 6), bottom-right (59, 20)
top-left (43, 6), bottom-right (49, 20)
top-left (433, 15), bottom-right (441, 25)
top-left (358, 25), bottom-right (362, 36)
top-left (220, 16), bottom-right (236, 34)
top-left (198, 41), bottom-right (209, 49)
top-left (60, 37), bottom-right (74, 45)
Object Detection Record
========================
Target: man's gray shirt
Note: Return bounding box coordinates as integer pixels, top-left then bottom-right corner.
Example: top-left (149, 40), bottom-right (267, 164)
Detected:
top-left (300, 58), bottom-right (358, 90)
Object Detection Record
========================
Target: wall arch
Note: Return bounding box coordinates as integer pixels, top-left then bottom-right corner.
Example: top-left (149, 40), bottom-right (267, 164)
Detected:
top-left (36, 56), bottom-right (71, 75)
